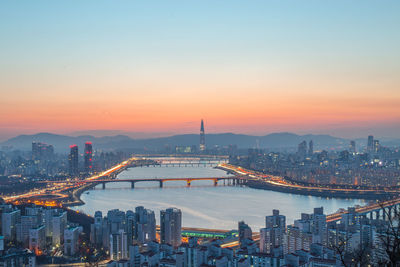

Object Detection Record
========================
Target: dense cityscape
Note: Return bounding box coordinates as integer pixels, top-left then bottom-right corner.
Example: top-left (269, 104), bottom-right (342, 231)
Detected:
top-left (0, 121), bottom-right (400, 266)
top-left (2, 1), bottom-right (400, 266)
top-left (233, 136), bottom-right (400, 187)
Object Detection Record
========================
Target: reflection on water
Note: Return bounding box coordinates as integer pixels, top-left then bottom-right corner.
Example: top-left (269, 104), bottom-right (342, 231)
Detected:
top-left (73, 166), bottom-right (365, 230)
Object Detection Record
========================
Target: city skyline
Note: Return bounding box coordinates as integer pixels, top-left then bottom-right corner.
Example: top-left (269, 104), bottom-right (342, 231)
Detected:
top-left (0, 123), bottom-right (399, 143)
top-left (1, 1), bottom-right (400, 140)
top-left (1, 1), bottom-right (400, 265)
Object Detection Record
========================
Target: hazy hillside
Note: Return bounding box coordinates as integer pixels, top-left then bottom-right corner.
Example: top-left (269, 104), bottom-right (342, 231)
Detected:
top-left (0, 132), bottom-right (354, 153)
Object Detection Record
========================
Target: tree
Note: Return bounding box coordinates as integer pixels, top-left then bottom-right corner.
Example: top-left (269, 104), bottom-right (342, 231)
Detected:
top-left (374, 203), bottom-right (400, 266)
top-left (329, 233), bottom-right (371, 267)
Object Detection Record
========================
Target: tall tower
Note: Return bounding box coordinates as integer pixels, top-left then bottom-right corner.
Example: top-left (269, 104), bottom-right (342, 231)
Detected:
top-left (68, 145), bottom-right (79, 177)
top-left (84, 142), bottom-right (93, 175)
top-left (199, 119), bottom-right (205, 152)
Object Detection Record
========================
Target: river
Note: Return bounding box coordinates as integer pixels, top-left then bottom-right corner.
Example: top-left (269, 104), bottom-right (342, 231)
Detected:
top-left (73, 166), bottom-right (365, 230)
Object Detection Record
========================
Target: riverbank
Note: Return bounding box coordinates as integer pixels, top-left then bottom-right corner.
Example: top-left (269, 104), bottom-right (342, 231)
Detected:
top-left (219, 163), bottom-right (394, 200)
top-left (62, 182), bottom-right (98, 207)
top-left (245, 180), bottom-right (387, 200)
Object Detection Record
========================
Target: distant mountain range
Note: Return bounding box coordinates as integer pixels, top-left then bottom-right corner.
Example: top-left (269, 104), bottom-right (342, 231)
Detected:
top-left (1, 132), bottom-right (399, 153)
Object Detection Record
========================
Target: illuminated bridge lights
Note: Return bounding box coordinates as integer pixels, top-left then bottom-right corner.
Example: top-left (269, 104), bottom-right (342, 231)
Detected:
top-left (222, 163), bottom-right (400, 223)
top-left (181, 230), bottom-right (238, 239)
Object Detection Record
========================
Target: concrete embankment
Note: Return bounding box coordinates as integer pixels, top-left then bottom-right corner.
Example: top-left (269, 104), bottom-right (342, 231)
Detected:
top-left (62, 183), bottom-right (98, 207)
top-left (245, 180), bottom-right (393, 200)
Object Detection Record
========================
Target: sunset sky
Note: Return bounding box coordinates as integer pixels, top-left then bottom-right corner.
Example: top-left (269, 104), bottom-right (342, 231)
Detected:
top-left (1, 1), bottom-right (399, 141)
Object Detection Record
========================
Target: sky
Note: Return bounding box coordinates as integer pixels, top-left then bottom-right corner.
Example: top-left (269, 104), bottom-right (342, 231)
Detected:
top-left (1, 1), bottom-right (399, 141)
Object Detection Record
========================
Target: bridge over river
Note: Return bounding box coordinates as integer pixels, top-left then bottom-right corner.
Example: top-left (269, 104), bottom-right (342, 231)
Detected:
top-left (327, 197), bottom-right (400, 222)
top-left (134, 156), bottom-right (228, 167)
top-left (40, 176), bottom-right (247, 189)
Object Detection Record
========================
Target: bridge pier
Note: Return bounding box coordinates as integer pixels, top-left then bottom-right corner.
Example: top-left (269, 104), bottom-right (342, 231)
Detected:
top-left (187, 180), bottom-right (191, 187)
top-left (131, 182), bottom-right (135, 189)
top-left (369, 212), bottom-right (373, 220)
top-left (214, 180), bottom-right (218, 186)
top-left (159, 181), bottom-right (163, 188)
top-left (375, 210), bottom-right (380, 220)
top-left (102, 182), bottom-right (106, 190)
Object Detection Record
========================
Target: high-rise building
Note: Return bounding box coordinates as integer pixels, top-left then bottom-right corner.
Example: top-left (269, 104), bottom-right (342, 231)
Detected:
top-left (0, 236), bottom-right (4, 252)
top-left (373, 140), bottom-right (380, 153)
top-left (238, 221), bottom-right (252, 247)
top-left (349, 140), bottom-right (356, 153)
top-left (297, 141), bottom-right (307, 159)
top-left (259, 227), bottom-right (273, 253)
top-left (110, 229), bottom-right (128, 260)
top-left (308, 140), bottom-right (314, 156)
top-left (367, 135), bottom-right (374, 152)
top-left (16, 215), bottom-right (39, 246)
top-left (68, 145), bottom-right (79, 177)
top-left (1, 208), bottom-right (21, 241)
top-left (160, 208), bottom-right (182, 248)
top-left (129, 244), bottom-right (141, 267)
top-left (266, 209), bottom-right (286, 230)
top-left (64, 226), bottom-right (82, 256)
top-left (84, 142), bottom-right (93, 175)
top-left (311, 207), bottom-right (327, 246)
top-left (52, 210), bottom-right (67, 246)
top-left (134, 206), bottom-right (156, 244)
top-left (199, 119), bottom-right (205, 152)
top-left (29, 225), bottom-right (45, 255)
top-left (260, 210), bottom-right (286, 254)
top-left (32, 142), bottom-right (54, 161)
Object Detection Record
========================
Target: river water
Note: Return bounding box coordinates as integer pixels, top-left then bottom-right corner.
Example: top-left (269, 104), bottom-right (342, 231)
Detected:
top-left (74, 166), bottom-right (365, 230)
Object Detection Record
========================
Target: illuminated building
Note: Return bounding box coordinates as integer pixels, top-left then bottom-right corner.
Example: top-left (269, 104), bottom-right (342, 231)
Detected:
top-left (1, 208), bottom-right (20, 241)
top-left (68, 145), bottom-right (79, 177)
top-left (64, 226), bottom-right (82, 256)
top-left (110, 229), bottom-right (128, 260)
top-left (134, 206), bottom-right (156, 244)
top-left (16, 215), bottom-right (39, 246)
top-left (373, 139), bottom-right (380, 153)
top-left (349, 140), bottom-right (356, 153)
top-left (367, 135), bottom-right (374, 152)
top-left (260, 227), bottom-right (273, 253)
top-left (84, 142), bottom-right (93, 175)
top-left (52, 210), bottom-right (67, 246)
top-left (29, 225), bottom-right (45, 255)
top-left (199, 119), bottom-right (206, 152)
top-left (32, 142), bottom-right (54, 161)
top-left (311, 207), bottom-right (327, 246)
top-left (160, 208), bottom-right (182, 248)
top-left (261, 209), bottom-right (286, 253)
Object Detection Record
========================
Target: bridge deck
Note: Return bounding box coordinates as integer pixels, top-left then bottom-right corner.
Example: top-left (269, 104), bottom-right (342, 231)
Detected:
top-left (40, 176), bottom-right (242, 184)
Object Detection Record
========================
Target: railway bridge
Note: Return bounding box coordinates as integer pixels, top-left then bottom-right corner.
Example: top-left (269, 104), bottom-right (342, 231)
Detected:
top-left (327, 197), bottom-right (400, 223)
